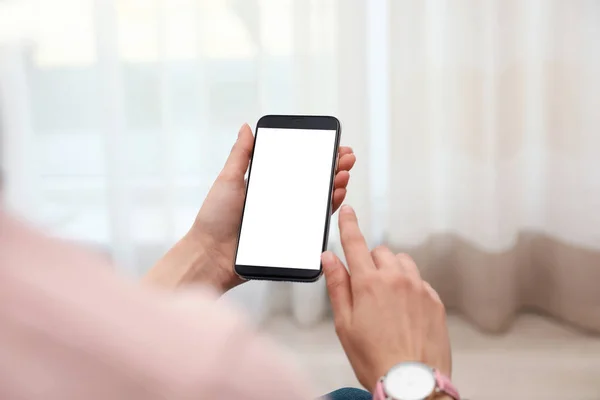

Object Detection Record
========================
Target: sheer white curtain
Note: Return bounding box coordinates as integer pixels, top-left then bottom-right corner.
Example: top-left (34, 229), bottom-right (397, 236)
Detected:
top-left (387, 0), bottom-right (600, 332)
top-left (2, 0), bottom-right (599, 331)
top-left (0, 0), bottom-right (372, 325)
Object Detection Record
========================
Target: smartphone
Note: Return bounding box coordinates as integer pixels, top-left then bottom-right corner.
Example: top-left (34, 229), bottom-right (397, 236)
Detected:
top-left (234, 115), bottom-right (342, 282)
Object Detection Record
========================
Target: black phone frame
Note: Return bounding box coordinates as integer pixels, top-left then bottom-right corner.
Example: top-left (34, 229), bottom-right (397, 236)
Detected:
top-left (233, 115), bottom-right (342, 282)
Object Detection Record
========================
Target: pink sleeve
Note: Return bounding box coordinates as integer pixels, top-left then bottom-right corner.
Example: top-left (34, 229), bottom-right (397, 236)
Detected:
top-left (0, 213), bottom-right (313, 400)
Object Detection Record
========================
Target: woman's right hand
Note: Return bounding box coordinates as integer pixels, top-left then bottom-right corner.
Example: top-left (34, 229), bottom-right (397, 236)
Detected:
top-left (322, 205), bottom-right (452, 393)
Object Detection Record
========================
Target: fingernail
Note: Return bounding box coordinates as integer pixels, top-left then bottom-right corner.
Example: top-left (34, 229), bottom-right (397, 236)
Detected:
top-left (322, 251), bottom-right (334, 264)
top-left (340, 205), bottom-right (353, 214)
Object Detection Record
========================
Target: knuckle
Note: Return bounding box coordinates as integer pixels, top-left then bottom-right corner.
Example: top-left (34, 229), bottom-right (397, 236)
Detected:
top-left (355, 272), bottom-right (378, 292)
top-left (389, 272), bottom-right (410, 290)
top-left (339, 211), bottom-right (356, 224)
top-left (396, 253), bottom-right (418, 270)
top-left (372, 245), bottom-right (389, 256)
top-left (326, 270), bottom-right (346, 291)
top-left (326, 276), bottom-right (343, 292)
top-left (373, 246), bottom-right (393, 261)
top-left (340, 230), bottom-right (357, 244)
top-left (424, 283), bottom-right (446, 312)
top-left (396, 252), bottom-right (413, 262)
top-left (325, 279), bottom-right (337, 292)
top-left (392, 276), bottom-right (406, 289)
top-left (417, 283), bottom-right (431, 299)
top-left (406, 277), bottom-right (420, 292)
top-left (397, 253), bottom-right (417, 267)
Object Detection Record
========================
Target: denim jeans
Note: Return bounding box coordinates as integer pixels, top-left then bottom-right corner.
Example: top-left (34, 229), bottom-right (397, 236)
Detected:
top-left (324, 387), bottom-right (372, 400)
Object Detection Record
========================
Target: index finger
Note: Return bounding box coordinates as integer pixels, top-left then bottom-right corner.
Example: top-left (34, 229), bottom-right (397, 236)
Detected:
top-left (338, 205), bottom-right (375, 274)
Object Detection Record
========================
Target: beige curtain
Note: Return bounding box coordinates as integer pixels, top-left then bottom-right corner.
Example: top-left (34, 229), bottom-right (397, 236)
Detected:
top-left (386, 0), bottom-right (600, 332)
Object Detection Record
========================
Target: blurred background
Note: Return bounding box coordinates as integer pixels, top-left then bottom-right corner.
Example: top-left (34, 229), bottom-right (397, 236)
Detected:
top-left (1, 0), bottom-right (600, 398)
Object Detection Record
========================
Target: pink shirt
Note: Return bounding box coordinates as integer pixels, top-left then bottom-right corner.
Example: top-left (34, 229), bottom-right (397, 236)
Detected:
top-left (0, 213), bottom-right (313, 400)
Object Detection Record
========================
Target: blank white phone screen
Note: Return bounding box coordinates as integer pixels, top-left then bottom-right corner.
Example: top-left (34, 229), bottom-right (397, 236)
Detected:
top-left (235, 127), bottom-right (337, 270)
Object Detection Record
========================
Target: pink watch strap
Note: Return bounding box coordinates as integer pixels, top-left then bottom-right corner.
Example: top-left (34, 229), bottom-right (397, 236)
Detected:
top-left (434, 369), bottom-right (460, 400)
top-left (373, 369), bottom-right (460, 400)
top-left (374, 380), bottom-right (386, 400)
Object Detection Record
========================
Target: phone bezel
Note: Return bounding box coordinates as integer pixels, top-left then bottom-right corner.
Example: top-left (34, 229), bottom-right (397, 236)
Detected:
top-left (233, 115), bottom-right (342, 282)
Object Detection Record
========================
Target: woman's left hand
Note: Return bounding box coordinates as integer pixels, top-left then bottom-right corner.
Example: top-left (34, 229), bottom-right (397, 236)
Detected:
top-left (145, 123), bottom-right (356, 293)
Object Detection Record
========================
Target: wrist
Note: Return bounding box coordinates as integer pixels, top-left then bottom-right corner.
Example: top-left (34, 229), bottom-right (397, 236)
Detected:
top-left (372, 363), bottom-right (457, 400)
top-left (366, 360), bottom-right (398, 393)
top-left (143, 233), bottom-right (230, 293)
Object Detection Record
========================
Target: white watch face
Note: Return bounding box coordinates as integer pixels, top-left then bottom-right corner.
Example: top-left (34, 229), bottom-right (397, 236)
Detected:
top-left (383, 362), bottom-right (436, 400)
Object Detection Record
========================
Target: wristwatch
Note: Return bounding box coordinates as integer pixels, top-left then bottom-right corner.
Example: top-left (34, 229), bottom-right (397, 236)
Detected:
top-left (373, 362), bottom-right (460, 400)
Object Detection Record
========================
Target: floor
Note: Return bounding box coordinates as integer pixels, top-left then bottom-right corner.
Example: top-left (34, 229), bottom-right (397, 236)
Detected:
top-left (264, 313), bottom-right (600, 400)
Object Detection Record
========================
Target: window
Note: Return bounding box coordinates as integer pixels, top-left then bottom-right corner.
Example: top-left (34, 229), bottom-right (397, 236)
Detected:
top-left (1, 0), bottom-right (339, 267)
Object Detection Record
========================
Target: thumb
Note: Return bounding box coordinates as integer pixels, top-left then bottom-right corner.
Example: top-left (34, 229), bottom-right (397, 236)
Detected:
top-left (322, 251), bottom-right (352, 326)
top-left (220, 123), bottom-right (254, 180)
